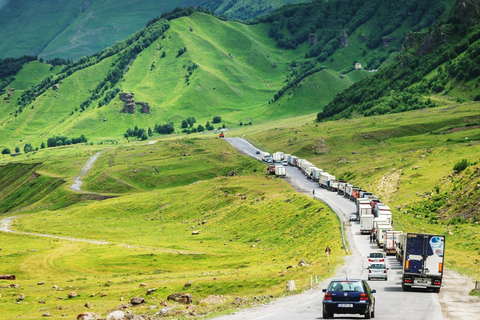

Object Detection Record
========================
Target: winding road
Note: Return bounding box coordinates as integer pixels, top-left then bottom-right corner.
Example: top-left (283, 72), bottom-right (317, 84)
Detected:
top-left (220, 137), bottom-right (479, 320)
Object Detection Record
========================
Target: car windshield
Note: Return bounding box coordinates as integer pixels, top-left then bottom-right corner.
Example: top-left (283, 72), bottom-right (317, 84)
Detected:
top-left (328, 281), bottom-right (364, 292)
top-left (369, 253), bottom-right (383, 258)
top-left (369, 264), bottom-right (386, 269)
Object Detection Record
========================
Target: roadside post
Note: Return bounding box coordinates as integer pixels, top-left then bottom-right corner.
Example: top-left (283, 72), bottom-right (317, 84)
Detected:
top-left (325, 246), bottom-right (331, 271)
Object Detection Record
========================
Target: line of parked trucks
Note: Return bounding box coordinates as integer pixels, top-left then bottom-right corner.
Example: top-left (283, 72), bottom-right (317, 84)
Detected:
top-left (262, 150), bottom-right (445, 293)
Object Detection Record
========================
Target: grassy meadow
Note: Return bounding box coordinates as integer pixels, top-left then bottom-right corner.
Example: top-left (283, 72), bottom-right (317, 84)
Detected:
top-left (0, 136), bottom-right (344, 319)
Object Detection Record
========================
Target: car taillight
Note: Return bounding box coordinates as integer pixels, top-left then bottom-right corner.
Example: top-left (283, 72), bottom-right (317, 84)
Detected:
top-left (324, 293), bottom-right (332, 301)
top-left (360, 293), bottom-right (368, 301)
top-left (368, 259), bottom-right (374, 262)
top-left (434, 280), bottom-right (441, 285)
top-left (384, 270), bottom-right (387, 273)
top-left (379, 259), bottom-right (384, 262)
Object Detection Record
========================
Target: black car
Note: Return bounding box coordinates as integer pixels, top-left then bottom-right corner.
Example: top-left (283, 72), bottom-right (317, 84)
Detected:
top-left (255, 150), bottom-right (260, 154)
top-left (322, 279), bottom-right (376, 319)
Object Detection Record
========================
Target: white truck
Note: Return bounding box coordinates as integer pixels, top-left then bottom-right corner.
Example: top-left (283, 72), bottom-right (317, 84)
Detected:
top-left (275, 165), bottom-right (286, 177)
top-left (319, 172), bottom-right (335, 189)
top-left (328, 179), bottom-right (339, 192)
top-left (396, 233), bottom-right (405, 262)
top-left (356, 198), bottom-right (371, 216)
top-left (360, 214), bottom-right (374, 234)
top-left (337, 181), bottom-right (347, 195)
top-left (305, 164), bottom-right (317, 179)
top-left (261, 152), bottom-right (272, 163)
top-left (374, 220), bottom-right (393, 248)
top-left (375, 203), bottom-right (391, 217)
top-left (401, 233), bottom-right (445, 292)
top-left (344, 183), bottom-right (354, 199)
top-left (311, 167), bottom-right (323, 181)
top-left (273, 152), bottom-right (284, 162)
top-left (378, 210), bottom-right (393, 225)
top-left (384, 230), bottom-right (403, 255)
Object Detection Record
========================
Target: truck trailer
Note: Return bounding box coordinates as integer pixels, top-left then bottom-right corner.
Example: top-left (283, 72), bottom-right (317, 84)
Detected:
top-left (384, 230), bottom-right (403, 256)
top-left (360, 214), bottom-right (374, 234)
top-left (275, 165), bottom-right (286, 177)
top-left (401, 233), bottom-right (445, 292)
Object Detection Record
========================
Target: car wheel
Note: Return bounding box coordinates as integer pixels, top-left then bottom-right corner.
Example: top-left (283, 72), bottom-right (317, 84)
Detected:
top-left (365, 310), bottom-right (372, 319)
top-left (322, 310), bottom-right (331, 319)
top-left (371, 308), bottom-right (375, 318)
top-left (368, 277), bottom-right (371, 281)
top-left (385, 277), bottom-right (388, 281)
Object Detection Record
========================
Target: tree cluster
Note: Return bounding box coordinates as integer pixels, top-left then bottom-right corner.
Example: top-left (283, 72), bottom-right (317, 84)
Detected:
top-left (317, 14), bottom-right (480, 121)
top-left (154, 123), bottom-right (175, 135)
top-left (124, 125), bottom-right (149, 140)
top-left (47, 135), bottom-right (87, 147)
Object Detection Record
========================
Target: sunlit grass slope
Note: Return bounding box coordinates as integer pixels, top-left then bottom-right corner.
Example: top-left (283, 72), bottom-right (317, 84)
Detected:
top-left (243, 102), bottom-right (480, 279)
top-left (0, 137), bottom-right (344, 319)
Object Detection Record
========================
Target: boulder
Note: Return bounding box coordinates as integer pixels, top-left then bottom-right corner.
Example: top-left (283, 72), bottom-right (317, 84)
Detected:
top-left (42, 312), bottom-right (52, 317)
top-left (17, 293), bottom-right (25, 301)
top-left (38, 281), bottom-right (45, 285)
top-left (106, 310), bottom-right (126, 320)
top-left (167, 292), bottom-right (193, 304)
top-left (39, 299), bottom-right (46, 304)
top-left (68, 292), bottom-right (77, 298)
top-left (146, 288), bottom-right (156, 295)
top-left (192, 230), bottom-right (200, 235)
top-left (130, 296), bottom-right (145, 305)
top-left (139, 283), bottom-right (148, 287)
top-left (183, 282), bottom-right (192, 290)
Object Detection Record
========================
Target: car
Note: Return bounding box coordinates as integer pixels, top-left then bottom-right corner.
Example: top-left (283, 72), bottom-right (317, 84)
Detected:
top-left (322, 279), bottom-right (376, 319)
top-left (368, 263), bottom-right (388, 281)
top-left (282, 160), bottom-right (288, 166)
top-left (255, 150), bottom-right (260, 154)
top-left (349, 213), bottom-right (358, 221)
top-left (367, 252), bottom-right (385, 264)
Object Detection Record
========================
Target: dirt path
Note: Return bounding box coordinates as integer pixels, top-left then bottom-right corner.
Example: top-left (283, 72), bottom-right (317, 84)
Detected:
top-left (70, 152), bottom-right (101, 191)
top-left (0, 216), bottom-right (109, 244)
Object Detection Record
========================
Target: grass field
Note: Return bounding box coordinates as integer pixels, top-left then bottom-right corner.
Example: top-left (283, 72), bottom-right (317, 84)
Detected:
top-left (0, 136), bottom-right (344, 319)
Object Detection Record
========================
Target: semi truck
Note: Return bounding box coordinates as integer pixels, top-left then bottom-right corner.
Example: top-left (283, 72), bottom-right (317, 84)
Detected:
top-left (396, 234), bottom-right (405, 262)
top-left (273, 152), bottom-right (284, 162)
top-left (288, 155), bottom-right (298, 166)
top-left (337, 181), bottom-right (347, 195)
top-left (384, 230), bottom-right (403, 255)
top-left (374, 219), bottom-right (393, 248)
top-left (275, 165), bottom-right (286, 177)
top-left (401, 233), bottom-right (445, 292)
top-left (319, 173), bottom-right (335, 189)
top-left (360, 213), bottom-right (374, 234)
top-left (261, 152), bottom-right (272, 163)
top-left (327, 179), bottom-right (339, 192)
top-left (311, 167), bottom-right (323, 182)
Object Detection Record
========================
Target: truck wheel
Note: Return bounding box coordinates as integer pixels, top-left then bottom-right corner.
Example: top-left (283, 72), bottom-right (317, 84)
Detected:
top-left (433, 287), bottom-right (440, 293)
top-left (402, 284), bottom-right (410, 291)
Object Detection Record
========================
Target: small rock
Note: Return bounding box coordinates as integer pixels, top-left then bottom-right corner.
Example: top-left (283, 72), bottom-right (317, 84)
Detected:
top-left (192, 230), bottom-right (200, 235)
top-left (17, 294), bottom-right (25, 301)
top-left (39, 299), bottom-right (46, 304)
top-left (53, 285), bottom-right (58, 289)
top-left (183, 282), bottom-right (192, 290)
top-left (90, 293), bottom-right (96, 297)
top-left (100, 293), bottom-right (107, 297)
top-left (68, 292), bottom-right (77, 298)
top-left (147, 288), bottom-right (156, 295)
top-left (130, 296), bottom-right (145, 305)
top-left (286, 280), bottom-right (296, 292)
top-left (84, 302), bottom-right (90, 308)
top-left (38, 281), bottom-right (45, 285)
top-left (42, 312), bottom-right (52, 317)
top-left (155, 307), bottom-right (175, 317)
top-left (10, 283), bottom-right (19, 288)
top-left (139, 283), bottom-right (148, 287)
top-left (167, 292), bottom-right (193, 304)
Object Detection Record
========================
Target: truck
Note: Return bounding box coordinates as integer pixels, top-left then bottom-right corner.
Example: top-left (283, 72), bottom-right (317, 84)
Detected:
top-left (374, 220), bottom-right (393, 248)
top-left (319, 172), bottom-right (335, 188)
top-left (267, 164), bottom-right (276, 175)
top-left (275, 165), bottom-right (286, 177)
top-left (401, 233), bottom-right (445, 292)
top-left (378, 210), bottom-right (393, 225)
top-left (356, 198), bottom-right (371, 216)
top-left (273, 152), bottom-right (284, 162)
top-left (384, 230), bottom-right (403, 255)
top-left (351, 187), bottom-right (362, 201)
top-left (311, 167), bottom-right (323, 182)
top-left (337, 181), bottom-right (347, 195)
top-left (261, 152), bottom-right (272, 163)
top-left (327, 179), bottom-right (339, 192)
top-left (358, 203), bottom-right (372, 218)
top-left (288, 155), bottom-right (298, 167)
top-left (360, 214), bottom-right (374, 234)
top-left (344, 183), bottom-right (354, 199)
top-left (297, 159), bottom-right (307, 171)
top-left (375, 203), bottom-right (391, 217)
top-left (305, 164), bottom-right (317, 179)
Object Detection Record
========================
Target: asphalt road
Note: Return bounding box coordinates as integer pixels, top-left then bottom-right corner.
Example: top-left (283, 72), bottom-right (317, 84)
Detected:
top-left (221, 137), bottom-right (444, 320)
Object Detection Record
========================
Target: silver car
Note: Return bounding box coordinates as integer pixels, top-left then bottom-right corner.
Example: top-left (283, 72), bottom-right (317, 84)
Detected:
top-left (368, 263), bottom-right (388, 281)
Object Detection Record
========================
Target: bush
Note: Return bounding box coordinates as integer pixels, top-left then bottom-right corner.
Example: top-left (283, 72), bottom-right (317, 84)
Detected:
top-left (212, 116), bottom-right (222, 123)
top-left (15, 147), bottom-right (20, 153)
top-left (453, 159), bottom-right (469, 173)
top-left (1, 148), bottom-right (11, 154)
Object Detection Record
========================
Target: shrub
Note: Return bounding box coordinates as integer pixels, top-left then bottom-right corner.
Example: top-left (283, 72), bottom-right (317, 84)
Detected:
top-left (212, 116), bottom-right (222, 123)
top-left (1, 148), bottom-right (11, 154)
top-left (453, 159), bottom-right (469, 173)
top-left (15, 147), bottom-right (20, 153)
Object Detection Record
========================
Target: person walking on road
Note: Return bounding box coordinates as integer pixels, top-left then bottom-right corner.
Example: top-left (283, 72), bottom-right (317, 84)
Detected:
top-left (369, 233), bottom-right (373, 243)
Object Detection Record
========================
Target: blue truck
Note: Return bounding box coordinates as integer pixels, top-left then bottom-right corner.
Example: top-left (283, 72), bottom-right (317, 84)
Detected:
top-left (401, 233), bottom-right (445, 292)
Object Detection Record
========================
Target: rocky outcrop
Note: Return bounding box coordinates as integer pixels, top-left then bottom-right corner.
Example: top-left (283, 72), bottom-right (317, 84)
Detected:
top-left (308, 34), bottom-right (318, 46)
top-left (119, 92), bottom-right (151, 114)
top-left (341, 30), bottom-right (349, 47)
top-left (167, 293), bottom-right (193, 304)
